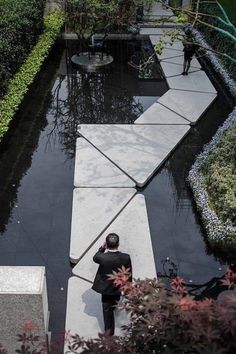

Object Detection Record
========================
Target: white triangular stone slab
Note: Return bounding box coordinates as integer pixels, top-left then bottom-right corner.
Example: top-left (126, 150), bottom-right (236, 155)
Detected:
top-left (163, 41), bottom-right (183, 51)
top-left (166, 70), bottom-right (217, 94)
top-left (78, 124), bottom-right (190, 187)
top-left (149, 33), bottom-right (167, 43)
top-left (73, 194), bottom-right (156, 281)
top-left (140, 28), bottom-right (167, 35)
top-left (64, 277), bottom-right (128, 347)
top-left (74, 138), bottom-right (135, 187)
top-left (134, 103), bottom-right (189, 125)
top-left (160, 61), bottom-right (201, 77)
top-left (158, 90), bottom-right (217, 123)
top-left (150, 35), bottom-right (183, 49)
top-left (157, 48), bottom-right (183, 60)
top-left (144, 3), bottom-right (173, 17)
top-left (70, 188), bottom-right (136, 263)
top-left (162, 55), bottom-right (201, 68)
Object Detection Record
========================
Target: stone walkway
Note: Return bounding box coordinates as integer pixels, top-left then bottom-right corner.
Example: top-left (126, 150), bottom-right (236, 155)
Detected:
top-left (64, 3), bottom-right (218, 350)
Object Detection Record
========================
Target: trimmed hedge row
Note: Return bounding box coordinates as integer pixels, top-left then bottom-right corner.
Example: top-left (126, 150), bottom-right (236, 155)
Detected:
top-left (0, 0), bottom-right (46, 98)
top-left (0, 10), bottom-right (64, 141)
top-left (188, 108), bottom-right (236, 244)
top-left (200, 120), bottom-right (236, 227)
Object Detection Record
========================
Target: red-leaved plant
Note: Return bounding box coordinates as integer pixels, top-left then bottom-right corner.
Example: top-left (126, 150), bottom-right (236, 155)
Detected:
top-left (1, 268), bottom-right (236, 353)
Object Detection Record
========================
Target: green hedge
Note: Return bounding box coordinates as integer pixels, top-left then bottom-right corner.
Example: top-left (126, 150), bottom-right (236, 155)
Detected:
top-left (0, 0), bottom-right (46, 98)
top-left (201, 120), bottom-right (236, 227)
top-left (0, 10), bottom-right (64, 141)
top-left (197, 2), bottom-right (236, 80)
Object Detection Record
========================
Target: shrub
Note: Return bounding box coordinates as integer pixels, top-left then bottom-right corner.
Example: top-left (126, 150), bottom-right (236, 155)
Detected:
top-left (1, 268), bottom-right (236, 353)
top-left (0, 0), bottom-right (46, 98)
top-left (188, 108), bottom-right (236, 243)
top-left (0, 10), bottom-right (64, 142)
top-left (200, 120), bottom-right (236, 227)
top-left (64, 268), bottom-right (236, 354)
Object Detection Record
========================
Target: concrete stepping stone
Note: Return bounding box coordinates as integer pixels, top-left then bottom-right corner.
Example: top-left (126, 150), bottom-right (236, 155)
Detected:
top-left (166, 70), bottom-right (217, 94)
top-left (140, 28), bottom-right (167, 35)
top-left (157, 48), bottom-right (183, 60)
top-left (160, 61), bottom-right (200, 77)
top-left (163, 41), bottom-right (184, 51)
top-left (158, 89), bottom-right (217, 124)
top-left (144, 3), bottom-right (174, 19)
top-left (134, 103), bottom-right (189, 125)
top-left (162, 55), bottom-right (201, 68)
top-left (70, 188), bottom-right (136, 263)
top-left (64, 277), bottom-right (128, 348)
top-left (148, 30), bottom-right (167, 39)
top-left (73, 194), bottom-right (156, 281)
top-left (78, 124), bottom-right (190, 187)
top-left (74, 138), bottom-right (135, 188)
top-left (149, 35), bottom-right (184, 48)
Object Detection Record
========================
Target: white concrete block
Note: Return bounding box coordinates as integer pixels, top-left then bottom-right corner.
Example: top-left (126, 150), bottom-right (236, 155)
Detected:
top-left (160, 61), bottom-right (200, 77)
top-left (64, 277), bottom-right (128, 348)
top-left (70, 188), bottom-right (136, 263)
top-left (158, 90), bottom-right (217, 123)
top-left (0, 266), bottom-right (48, 353)
top-left (163, 41), bottom-right (184, 51)
top-left (144, 3), bottom-right (173, 17)
top-left (162, 55), bottom-right (201, 68)
top-left (140, 28), bottom-right (167, 35)
top-left (134, 103), bottom-right (189, 125)
top-left (73, 194), bottom-right (156, 281)
top-left (149, 35), bottom-right (184, 49)
top-left (147, 29), bottom-right (168, 38)
top-left (78, 124), bottom-right (190, 187)
top-left (157, 48), bottom-right (183, 60)
top-left (74, 138), bottom-right (135, 187)
top-left (166, 70), bottom-right (217, 94)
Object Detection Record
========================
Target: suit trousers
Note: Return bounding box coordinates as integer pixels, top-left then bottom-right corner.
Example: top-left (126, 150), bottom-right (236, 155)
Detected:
top-left (102, 294), bottom-right (120, 335)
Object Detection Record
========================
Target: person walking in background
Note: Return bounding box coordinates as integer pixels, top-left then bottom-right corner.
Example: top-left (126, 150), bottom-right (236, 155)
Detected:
top-left (182, 41), bottom-right (196, 75)
top-left (92, 233), bottom-right (132, 336)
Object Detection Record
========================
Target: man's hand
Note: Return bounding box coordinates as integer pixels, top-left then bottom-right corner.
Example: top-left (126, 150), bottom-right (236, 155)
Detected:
top-left (102, 241), bottom-right (107, 249)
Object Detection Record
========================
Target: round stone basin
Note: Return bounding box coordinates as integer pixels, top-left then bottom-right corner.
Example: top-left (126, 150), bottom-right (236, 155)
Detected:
top-left (71, 52), bottom-right (113, 71)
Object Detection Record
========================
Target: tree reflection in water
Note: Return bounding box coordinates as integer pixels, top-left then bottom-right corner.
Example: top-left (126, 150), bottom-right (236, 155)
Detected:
top-left (47, 40), bottom-right (163, 159)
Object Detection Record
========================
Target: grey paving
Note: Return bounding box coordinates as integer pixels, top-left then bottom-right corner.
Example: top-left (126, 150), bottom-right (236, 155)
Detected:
top-left (157, 48), bottom-right (183, 60)
top-left (78, 124), bottom-right (190, 187)
top-left (134, 102), bottom-right (189, 125)
top-left (158, 90), bottom-right (217, 123)
top-left (70, 188), bottom-right (136, 263)
top-left (74, 138), bottom-right (135, 187)
top-left (64, 277), bottom-right (128, 347)
top-left (163, 41), bottom-right (184, 51)
top-left (0, 267), bottom-right (49, 353)
top-left (144, 2), bottom-right (173, 17)
top-left (160, 61), bottom-right (201, 77)
top-left (140, 27), bottom-right (168, 35)
top-left (149, 35), bottom-right (184, 50)
top-left (73, 194), bottom-right (156, 281)
top-left (166, 70), bottom-right (217, 94)
top-left (162, 55), bottom-right (201, 68)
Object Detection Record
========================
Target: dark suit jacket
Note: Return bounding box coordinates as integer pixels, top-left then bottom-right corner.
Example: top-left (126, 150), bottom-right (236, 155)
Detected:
top-left (92, 246), bottom-right (132, 296)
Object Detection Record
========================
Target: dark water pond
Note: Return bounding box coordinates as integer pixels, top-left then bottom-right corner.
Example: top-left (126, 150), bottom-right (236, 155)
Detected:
top-left (0, 39), bottom-right (234, 345)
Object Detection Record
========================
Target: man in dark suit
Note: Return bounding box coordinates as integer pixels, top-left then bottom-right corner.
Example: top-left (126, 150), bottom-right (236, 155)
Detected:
top-left (92, 233), bottom-right (132, 336)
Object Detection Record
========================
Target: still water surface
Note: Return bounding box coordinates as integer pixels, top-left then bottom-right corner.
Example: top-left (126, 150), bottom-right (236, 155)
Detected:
top-left (0, 39), bottom-right (234, 341)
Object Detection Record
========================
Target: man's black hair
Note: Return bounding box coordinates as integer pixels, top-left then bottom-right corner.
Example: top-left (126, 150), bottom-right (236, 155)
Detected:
top-left (106, 233), bottom-right (119, 249)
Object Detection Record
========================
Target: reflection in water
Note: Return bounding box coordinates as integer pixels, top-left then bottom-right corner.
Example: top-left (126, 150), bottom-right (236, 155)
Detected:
top-left (47, 39), bottom-right (167, 158)
top-left (0, 87), bottom-right (50, 233)
top-left (0, 38), bottom-right (235, 339)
